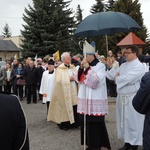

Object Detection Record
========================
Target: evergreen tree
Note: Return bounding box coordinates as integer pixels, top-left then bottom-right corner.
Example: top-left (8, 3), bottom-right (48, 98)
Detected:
top-left (21, 5), bottom-right (38, 57)
top-left (108, 0), bottom-right (148, 54)
top-left (21, 0), bottom-right (76, 58)
top-left (52, 0), bottom-right (76, 54)
top-left (107, 0), bottom-right (115, 10)
top-left (88, 0), bottom-right (147, 56)
top-left (112, 0), bottom-right (147, 40)
top-left (75, 5), bottom-right (83, 26)
top-left (73, 4), bottom-right (84, 55)
top-left (90, 0), bottom-right (105, 13)
top-left (2, 23), bottom-right (12, 38)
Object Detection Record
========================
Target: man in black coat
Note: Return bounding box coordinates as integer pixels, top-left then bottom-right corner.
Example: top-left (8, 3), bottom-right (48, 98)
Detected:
top-left (0, 92), bottom-right (29, 150)
top-left (37, 62), bottom-right (44, 101)
top-left (24, 60), bottom-right (38, 104)
top-left (132, 71), bottom-right (150, 150)
top-left (12, 59), bottom-right (18, 94)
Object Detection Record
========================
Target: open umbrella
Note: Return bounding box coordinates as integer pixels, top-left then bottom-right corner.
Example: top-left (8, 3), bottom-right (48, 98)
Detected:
top-left (75, 11), bottom-right (141, 150)
top-left (75, 11), bottom-right (141, 53)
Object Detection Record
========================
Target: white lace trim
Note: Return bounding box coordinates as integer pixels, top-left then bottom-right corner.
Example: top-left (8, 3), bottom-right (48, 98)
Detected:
top-left (77, 98), bottom-right (108, 116)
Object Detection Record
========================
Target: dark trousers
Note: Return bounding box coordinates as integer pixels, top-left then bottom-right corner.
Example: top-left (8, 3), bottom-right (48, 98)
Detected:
top-left (47, 102), bottom-right (50, 114)
top-left (123, 143), bottom-right (138, 150)
top-left (16, 85), bottom-right (23, 99)
top-left (13, 80), bottom-right (17, 95)
top-left (59, 105), bottom-right (80, 129)
top-left (37, 83), bottom-right (42, 100)
top-left (107, 80), bottom-right (117, 97)
top-left (27, 84), bottom-right (37, 103)
top-left (0, 86), bottom-right (2, 92)
top-left (4, 81), bottom-right (11, 93)
top-left (80, 116), bottom-right (111, 149)
top-left (24, 85), bottom-right (27, 97)
top-left (39, 93), bottom-right (43, 100)
top-left (71, 105), bottom-right (80, 128)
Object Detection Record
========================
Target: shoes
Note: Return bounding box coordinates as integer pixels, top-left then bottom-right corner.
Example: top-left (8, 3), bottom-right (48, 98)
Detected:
top-left (27, 101), bottom-right (30, 104)
top-left (57, 124), bottom-right (60, 127)
top-left (119, 146), bottom-right (128, 150)
top-left (119, 143), bottom-right (130, 150)
top-left (57, 124), bottom-right (68, 131)
top-left (129, 146), bottom-right (138, 150)
top-left (110, 95), bottom-right (117, 97)
top-left (70, 124), bottom-right (79, 129)
top-left (119, 147), bottom-right (128, 150)
top-left (60, 127), bottom-right (68, 131)
top-left (119, 143), bottom-right (138, 150)
top-left (59, 126), bottom-right (68, 131)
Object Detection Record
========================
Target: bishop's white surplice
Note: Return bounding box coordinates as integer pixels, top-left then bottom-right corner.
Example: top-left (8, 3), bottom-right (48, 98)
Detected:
top-left (77, 62), bottom-right (108, 116)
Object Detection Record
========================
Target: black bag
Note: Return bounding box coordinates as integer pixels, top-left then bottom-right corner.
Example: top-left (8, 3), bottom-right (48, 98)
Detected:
top-left (16, 79), bottom-right (26, 85)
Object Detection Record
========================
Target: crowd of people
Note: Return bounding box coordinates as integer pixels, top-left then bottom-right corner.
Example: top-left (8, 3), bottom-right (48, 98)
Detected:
top-left (0, 49), bottom-right (126, 100)
top-left (0, 43), bottom-right (150, 150)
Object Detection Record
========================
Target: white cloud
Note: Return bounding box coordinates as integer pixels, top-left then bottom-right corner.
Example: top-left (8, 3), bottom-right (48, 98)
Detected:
top-left (0, 0), bottom-right (32, 36)
top-left (139, 0), bottom-right (150, 32)
top-left (0, 0), bottom-right (149, 36)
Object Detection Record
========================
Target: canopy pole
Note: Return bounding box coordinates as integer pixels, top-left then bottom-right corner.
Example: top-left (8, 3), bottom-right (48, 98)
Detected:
top-left (106, 34), bottom-right (109, 57)
top-left (78, 39), bottom-right (86, 150)
top-left (83, 87), bottom-right (86, 150)
top-left (83, 39), bottom-right (86, 150)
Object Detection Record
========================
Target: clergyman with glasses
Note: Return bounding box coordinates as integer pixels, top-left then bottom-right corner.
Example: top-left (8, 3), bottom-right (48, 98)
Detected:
top-left (107, 45), bottom-right (145, 150)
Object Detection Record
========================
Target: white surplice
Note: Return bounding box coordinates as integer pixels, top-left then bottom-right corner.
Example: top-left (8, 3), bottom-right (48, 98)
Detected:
top-left (107, 58), bottom-right (145, 145)
top-left (39, 70), bottom-right (55, 103)
top-left (77, 62), bottom-right (108, 116)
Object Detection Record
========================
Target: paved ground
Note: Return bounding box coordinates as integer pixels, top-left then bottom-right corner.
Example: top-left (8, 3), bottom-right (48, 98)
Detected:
top-left (21, 98), bottom-right (142, 150)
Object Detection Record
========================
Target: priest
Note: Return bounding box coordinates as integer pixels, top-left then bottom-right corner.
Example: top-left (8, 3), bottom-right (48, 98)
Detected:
top-left (47, 52), bottom-right (79, 130)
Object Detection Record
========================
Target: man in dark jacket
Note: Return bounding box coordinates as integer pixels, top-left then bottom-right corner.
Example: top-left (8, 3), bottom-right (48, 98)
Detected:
top-left (0, 67), bottom-right (5, 91)
top-left (37, 62), bottom-right (44, 101)
top-left (24, 60), bottom-right (38, 104)
top-left (0, 92), bottom-right (29, 150)
top-left (12, 59), bottom-right (18, 94)
top-left (132, 71), bottom-right (150, 150)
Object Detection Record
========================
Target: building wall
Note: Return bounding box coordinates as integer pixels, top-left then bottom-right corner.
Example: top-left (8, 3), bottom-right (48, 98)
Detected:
top-left (1, 36), bottom-right (23, 60)
top-left (0, 51), bottom-right (18, 61)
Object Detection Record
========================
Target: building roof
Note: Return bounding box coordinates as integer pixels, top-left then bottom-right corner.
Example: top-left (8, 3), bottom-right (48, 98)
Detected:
top-left (3, 36), bottom-right (24, 48)
top-left (117, 32), bottom-right (145, 46)
top-left (0, 40), bottom-right (19, 51)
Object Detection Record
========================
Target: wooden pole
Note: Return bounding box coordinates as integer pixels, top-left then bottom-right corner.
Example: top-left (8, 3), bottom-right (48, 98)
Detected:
top-left (83, 40), bottom-right (86, 150)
